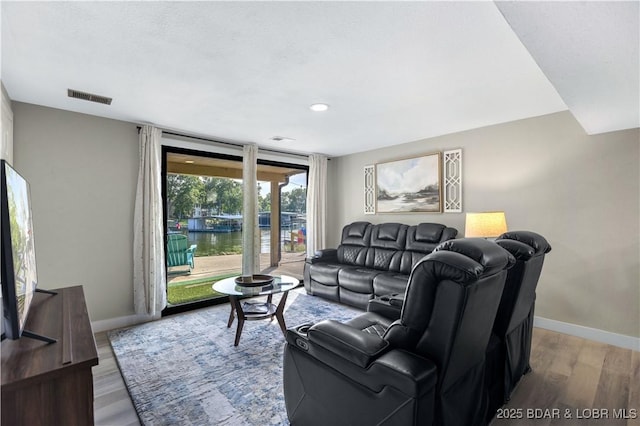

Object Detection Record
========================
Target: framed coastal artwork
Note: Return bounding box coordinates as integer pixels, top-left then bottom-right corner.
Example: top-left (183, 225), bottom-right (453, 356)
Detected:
top-left (375, 152), bottom-right (442, 213)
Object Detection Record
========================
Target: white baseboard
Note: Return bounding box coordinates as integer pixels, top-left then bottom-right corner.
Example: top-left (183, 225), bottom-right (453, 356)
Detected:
top-left (534, 316), bottom-right (640, 351)
top-left (92, 313), bottom-right (152, 333)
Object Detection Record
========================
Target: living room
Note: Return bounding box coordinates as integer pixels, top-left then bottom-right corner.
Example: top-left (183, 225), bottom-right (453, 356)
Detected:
top-left (1, 2), bottom-right (638, 425)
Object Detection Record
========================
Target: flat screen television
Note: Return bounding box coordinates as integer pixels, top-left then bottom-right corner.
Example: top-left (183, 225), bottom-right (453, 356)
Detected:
top-left (1, 159), bottom-right (55, 342)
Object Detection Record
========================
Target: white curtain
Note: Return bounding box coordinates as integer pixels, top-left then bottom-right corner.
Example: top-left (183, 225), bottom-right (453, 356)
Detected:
top-left (242, 144), bottom-right (260, 275)
top-left (306, 154), bottom-right (328, 257)
top-left (133, 125), bottom-right (166, 318)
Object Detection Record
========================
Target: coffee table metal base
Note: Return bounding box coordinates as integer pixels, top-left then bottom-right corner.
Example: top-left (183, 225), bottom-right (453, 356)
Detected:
top-left (226, 292), bottom-right (289, 346)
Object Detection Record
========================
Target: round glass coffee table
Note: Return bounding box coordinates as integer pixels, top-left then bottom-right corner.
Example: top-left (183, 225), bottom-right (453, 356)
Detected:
top-left (212, 275), bottom-right (300, 346)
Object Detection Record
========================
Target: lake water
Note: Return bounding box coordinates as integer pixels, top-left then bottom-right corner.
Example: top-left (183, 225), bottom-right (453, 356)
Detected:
top-left (183, 229), bottom-right (275, 256)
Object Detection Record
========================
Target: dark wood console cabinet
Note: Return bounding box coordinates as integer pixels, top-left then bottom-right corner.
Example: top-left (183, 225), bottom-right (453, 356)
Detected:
top-left (1, 286), bottom-right (98, 426)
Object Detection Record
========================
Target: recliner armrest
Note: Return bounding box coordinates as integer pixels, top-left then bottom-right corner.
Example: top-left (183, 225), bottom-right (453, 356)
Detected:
top-left (285, 336), bottom-right (438, 397)
top-left (308, 320), bottom-right (389, 368)
top-left (306, 248), bottom-right (338, 264)
top-left (372, 349), bottom-right (438, 396)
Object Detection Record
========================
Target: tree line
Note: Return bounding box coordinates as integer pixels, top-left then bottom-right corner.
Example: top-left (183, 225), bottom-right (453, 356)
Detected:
top-left (167, 174), bottom-right (306, 219)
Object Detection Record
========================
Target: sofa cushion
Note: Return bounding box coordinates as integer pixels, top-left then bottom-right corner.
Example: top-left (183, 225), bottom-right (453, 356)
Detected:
top-left (366, 248), bottom-right (403, 272)
top-left (309, 281), bottom-right (340, 303)
top-left (400, 224), bottom-right (450, 274)
top-left (366, 223), bottom-right (407, 271)
top-left (340, 287), bottom-right (374, 310)
top-left (307, 263), bottom-right (342, 286)
top-left (400, 251), bottom-right (429, 275)
top-left (373, 272), bottom-right (410, 296)
top-left (337, 245), bottom-right (368, 266)
top-left (338, 267), bottom-right (379, 294)
top-left (336, 222), bottom-right (372, 266)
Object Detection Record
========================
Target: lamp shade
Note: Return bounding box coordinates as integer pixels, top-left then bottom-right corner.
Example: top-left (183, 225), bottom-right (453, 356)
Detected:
top-left (465, 211), bottom-right (507, 238)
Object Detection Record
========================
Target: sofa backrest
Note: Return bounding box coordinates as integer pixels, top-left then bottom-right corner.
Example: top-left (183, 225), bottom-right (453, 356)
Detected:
top-left (336, 221), bottom-right (458, 272)
top-left (365, 223), bottom-right (408, 271)
top-left (336, 221), bottom-right (372, 266)
top-left (400, 223), bottom-right (458, 274)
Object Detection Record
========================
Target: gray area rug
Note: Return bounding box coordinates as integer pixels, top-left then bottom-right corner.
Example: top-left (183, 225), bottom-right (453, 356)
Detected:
top-left (108, 289), bottom-right (360, 425)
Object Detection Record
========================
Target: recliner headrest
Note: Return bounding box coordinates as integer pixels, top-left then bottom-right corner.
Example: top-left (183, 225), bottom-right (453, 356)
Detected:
top-left (375, 223), bottom-right (404, 241)
top-left (345, 221), bottom-right (370, 238)
top-left (414, 223), bottom-right (445, 242)
top-left (433, 238), bottom-right (515, 277)
top-left (418, 250), bottom-right (485, 284)
top-left (341, 222), bottom-right (372, 247)
top-left (496, 231), bottom-right (552, 260)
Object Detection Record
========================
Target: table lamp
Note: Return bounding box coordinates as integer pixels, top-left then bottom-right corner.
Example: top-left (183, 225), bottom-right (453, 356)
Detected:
top-left (465, 211), bottom-right (507, 238)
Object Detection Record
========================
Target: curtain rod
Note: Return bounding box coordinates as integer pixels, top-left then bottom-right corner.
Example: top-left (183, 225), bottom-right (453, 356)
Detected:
top-left (137, 126), bottom-right (311, 159)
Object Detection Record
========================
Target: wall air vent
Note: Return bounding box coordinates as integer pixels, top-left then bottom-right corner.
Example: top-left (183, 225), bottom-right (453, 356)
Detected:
top-left (67, 89), bottom-right (112, 105)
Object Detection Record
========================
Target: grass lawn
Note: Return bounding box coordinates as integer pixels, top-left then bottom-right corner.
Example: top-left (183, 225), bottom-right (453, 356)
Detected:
top-left (167, 272), bottom-right (238, 305)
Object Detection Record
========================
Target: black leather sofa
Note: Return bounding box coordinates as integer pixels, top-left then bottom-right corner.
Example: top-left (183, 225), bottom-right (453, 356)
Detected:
top-left (303, 221), bottom-right (458, 309)
top-left (284, 238), bottom-right (516, 426)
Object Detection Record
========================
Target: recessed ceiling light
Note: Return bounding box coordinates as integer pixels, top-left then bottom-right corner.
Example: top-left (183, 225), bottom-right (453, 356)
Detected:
top-left (185, 160), bottom-right (195, 164)
top-left (310, 103), bottom-right (329, 112)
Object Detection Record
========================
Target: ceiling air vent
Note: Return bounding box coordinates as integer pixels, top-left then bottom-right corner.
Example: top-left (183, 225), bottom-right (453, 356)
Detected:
top-left (67, 89), bottom-right (112, 105)
top-left (271, 136), bottom-right (295, 142)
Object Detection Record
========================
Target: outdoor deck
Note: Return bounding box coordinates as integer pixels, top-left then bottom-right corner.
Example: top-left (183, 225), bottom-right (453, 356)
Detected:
top-left (168, 251), bottom-right (305, 284)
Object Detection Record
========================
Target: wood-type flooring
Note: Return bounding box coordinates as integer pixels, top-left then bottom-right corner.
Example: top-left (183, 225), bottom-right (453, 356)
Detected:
top-left (93, 326), bottom-right (639, 426)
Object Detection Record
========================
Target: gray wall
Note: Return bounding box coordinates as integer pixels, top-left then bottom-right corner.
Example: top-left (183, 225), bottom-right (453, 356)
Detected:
top-left (328, 111), bottom-right (639, 338)
top-left (11, 102), bottom-right (640, 339)
top-left (12, 102), bottom-right (138, 322)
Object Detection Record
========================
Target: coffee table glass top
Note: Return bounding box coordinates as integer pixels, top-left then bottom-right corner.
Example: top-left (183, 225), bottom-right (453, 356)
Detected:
top-left (213, 275), bottom-right (299, 296)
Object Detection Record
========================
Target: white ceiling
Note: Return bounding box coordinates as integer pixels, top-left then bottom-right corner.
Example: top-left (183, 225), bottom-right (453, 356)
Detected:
top-left (496, 1), bottom-right (639, 136)
top-left (1, 1), bottom-right (637, 157)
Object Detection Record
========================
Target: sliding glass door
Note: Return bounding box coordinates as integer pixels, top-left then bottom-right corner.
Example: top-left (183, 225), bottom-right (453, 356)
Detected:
top-left (162, 146), bottom-right (307, 312)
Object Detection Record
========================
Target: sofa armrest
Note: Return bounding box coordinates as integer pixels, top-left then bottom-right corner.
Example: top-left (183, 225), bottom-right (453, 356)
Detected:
top-left (306, 248), bottom-right (338, 264)
top-left (308, 320), bottom-right (389, 368)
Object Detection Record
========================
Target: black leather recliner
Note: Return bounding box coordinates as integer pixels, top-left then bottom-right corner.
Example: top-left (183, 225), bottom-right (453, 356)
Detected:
top-left (485, 231), bottom-right (552, 421)
top-left (283, 238), bottom-right (515, 426)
